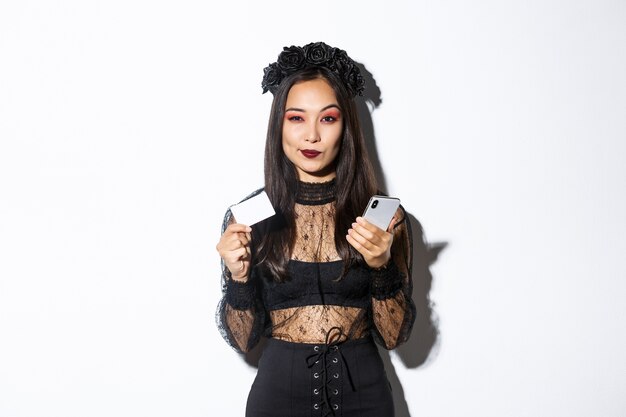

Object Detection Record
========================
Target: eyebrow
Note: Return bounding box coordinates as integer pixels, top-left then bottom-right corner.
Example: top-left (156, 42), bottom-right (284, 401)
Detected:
top-left (284, 104), bottom-right (341, 113)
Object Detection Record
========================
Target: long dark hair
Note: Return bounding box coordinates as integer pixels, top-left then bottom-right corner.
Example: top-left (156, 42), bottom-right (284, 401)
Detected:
top-left (254, 66), bottom-right (378, 281)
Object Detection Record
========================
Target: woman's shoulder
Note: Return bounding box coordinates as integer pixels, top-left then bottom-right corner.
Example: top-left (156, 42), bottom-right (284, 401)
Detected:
top-left (236, 186), bottom-right (266, 204)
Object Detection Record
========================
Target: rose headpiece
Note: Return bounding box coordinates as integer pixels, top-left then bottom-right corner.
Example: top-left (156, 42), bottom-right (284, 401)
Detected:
top-left (261, 42), bottom-right (365, 97)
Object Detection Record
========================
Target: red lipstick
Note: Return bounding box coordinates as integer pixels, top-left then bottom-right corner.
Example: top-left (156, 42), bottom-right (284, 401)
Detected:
top-left (301, 149), bottom-right (321, 158)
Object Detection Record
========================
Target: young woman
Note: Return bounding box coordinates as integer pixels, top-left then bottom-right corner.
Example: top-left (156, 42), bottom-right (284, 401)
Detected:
top-left (216, 42), bottom-right (415, 417)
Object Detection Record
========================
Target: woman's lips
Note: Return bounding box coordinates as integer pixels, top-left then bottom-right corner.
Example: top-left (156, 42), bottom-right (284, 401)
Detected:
top-left (301, 149), bottom-right (321, 158)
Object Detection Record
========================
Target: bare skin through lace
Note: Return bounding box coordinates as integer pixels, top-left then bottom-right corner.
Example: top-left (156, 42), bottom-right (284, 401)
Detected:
top-left (270, 305), bottom-right (369, 343)
top-left (291, 202), bottom-right (340, 262)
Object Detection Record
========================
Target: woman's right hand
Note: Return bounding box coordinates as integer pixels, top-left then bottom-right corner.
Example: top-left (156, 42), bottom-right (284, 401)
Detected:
top-left (216, 223), bottom-right (252, 282)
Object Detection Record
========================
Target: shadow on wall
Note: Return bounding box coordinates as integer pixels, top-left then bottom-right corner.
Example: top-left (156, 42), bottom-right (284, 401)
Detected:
top-left (243, 62), bottom-right (444, 417)
top-left (378, 214), bottom-right (445, 417)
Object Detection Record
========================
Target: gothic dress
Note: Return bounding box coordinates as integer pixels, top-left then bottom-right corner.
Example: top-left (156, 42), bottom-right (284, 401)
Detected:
top-left (216, 179), bottom-right (415, 417)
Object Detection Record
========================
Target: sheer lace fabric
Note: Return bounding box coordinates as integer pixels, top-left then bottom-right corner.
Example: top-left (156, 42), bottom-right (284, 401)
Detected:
top-left (270, 305), bottom-right (369, 343)
top-left (216, 180), bottom-right (415, 353)
top-left (291, 202), bottom-right (340, 263)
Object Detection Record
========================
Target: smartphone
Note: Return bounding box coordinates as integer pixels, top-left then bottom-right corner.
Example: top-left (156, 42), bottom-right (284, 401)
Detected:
top-left (362, 195), bottom-right (401, 231)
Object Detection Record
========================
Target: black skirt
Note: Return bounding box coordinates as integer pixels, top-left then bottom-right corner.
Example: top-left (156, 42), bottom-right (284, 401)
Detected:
top-left (246, 336), bottom-right (394, 417)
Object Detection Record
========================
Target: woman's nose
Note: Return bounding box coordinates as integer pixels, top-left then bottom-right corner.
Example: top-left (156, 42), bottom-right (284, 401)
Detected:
top-left (305, 123), bottom-right (321, 143)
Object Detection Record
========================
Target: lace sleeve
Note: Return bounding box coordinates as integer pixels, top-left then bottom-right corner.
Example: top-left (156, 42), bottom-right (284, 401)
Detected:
top-left (369, 205), bottom-right (416, 349)
top-left (215, 205), bottom-right (265, 353)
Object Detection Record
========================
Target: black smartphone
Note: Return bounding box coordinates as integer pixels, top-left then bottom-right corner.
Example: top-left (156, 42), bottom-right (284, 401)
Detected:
top-left (362, 195), bottom-right (401, 231)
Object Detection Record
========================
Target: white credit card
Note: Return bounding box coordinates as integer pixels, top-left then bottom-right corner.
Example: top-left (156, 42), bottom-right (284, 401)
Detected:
top-left (230, 191), bottom-right (275, 226)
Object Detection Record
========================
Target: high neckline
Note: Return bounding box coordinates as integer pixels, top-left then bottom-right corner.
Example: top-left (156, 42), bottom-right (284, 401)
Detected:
top-left (296, 178), bottom-right (337, 205)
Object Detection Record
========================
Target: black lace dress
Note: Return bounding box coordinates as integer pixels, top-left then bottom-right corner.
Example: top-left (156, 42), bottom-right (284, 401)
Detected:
top-left (216, 179), bottom-right (415, 417)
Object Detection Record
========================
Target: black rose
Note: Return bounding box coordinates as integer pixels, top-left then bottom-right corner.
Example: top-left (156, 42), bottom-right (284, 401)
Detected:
top-left (261, 63), bottom-right (283, 94)
top-left (277, 46), bottom-right (305, 72)
top-left (330, 49), bottom-right (350, 72)
top-left (332, 53), bottom-right (352, 76)
top-left (344, 66), bottom-right (365, 96)
top-left (304, 42), bottom-right (334, 65)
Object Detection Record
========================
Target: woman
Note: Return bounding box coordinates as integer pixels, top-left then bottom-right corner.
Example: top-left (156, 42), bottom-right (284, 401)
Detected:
top-left (216, 42), bottom-right (415, 417)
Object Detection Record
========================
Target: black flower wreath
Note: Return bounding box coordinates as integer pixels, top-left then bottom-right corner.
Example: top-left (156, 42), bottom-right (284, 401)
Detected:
top-left (261, 42), bottom-right (365, 97)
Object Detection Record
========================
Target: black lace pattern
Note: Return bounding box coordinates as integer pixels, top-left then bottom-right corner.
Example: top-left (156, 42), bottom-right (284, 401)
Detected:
top-left (216, 180), bottom-right (415, 352)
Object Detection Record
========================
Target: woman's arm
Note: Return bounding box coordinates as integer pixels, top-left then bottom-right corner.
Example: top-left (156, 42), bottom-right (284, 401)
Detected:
top-left (216, 274), bottom-right (264, 353)
top-left (215, 209), bottom-right (264, 353)
top-left (347, 206), bottom-right (416, 349)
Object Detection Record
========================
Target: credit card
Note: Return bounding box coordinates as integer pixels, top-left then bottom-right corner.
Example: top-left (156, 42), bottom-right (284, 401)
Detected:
top-left (230, 191), bottom-right (275, 226)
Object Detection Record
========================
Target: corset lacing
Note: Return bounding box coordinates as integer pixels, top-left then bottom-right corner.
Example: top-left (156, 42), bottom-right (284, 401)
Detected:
top-left (306, 327), bottom-right (355, 416)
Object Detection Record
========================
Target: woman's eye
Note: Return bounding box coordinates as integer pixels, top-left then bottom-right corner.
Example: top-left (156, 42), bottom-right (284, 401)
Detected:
top-left (321, 116), bottom-right (336, 122)
top-left (287, 115), bottom-right (304, 121)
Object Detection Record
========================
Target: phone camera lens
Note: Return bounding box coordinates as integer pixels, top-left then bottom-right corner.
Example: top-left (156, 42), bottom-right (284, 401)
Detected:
top-left (371, 200), bottom-right (379, 208)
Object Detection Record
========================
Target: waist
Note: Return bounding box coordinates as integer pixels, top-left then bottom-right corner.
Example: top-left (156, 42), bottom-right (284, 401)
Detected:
top-left (266, 334), bottom-right (375, 350)
top-left (269, 305), bottom-right (370, 344)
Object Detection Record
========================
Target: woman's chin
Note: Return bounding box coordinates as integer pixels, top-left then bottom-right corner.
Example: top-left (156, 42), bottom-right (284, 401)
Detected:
top-left (297, 169), bottom-right (336, 182)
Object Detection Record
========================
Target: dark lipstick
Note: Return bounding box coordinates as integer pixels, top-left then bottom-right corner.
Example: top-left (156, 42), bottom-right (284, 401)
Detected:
top-left (301, 149), bottom-right (321, 158)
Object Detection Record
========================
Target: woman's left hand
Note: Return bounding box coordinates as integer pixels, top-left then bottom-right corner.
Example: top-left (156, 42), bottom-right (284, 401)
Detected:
top-left (346, 216), bottom-right (397, 269)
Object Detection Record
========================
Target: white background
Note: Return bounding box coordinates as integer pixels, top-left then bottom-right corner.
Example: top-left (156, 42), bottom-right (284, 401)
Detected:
top-left (1, 1), bottom-right (625, 416)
